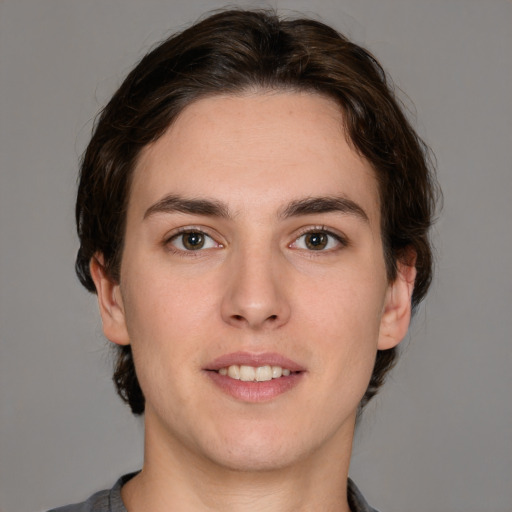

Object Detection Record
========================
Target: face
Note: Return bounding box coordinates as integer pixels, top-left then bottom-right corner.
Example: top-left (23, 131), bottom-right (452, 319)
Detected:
top-left (92, 92), bottom-right (414, 472)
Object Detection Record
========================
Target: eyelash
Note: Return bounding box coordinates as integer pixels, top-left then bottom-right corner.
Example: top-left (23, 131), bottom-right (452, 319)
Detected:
top-left (165, 227), bottom-right (222, 256)
top-left (290, 226), bottom-right (349, 253)
top-left (164, 225), bottom-right (348, 256)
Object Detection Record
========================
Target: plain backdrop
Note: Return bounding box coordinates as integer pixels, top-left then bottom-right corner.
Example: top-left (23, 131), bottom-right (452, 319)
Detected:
top-left (1, 1), bottom-right (511, 511)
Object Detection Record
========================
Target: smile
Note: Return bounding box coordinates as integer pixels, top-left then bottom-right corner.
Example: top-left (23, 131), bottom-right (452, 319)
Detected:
top-left (218, 365), bottom-right (293, 381)
top-left (205, 352), bottom-right (305, 402)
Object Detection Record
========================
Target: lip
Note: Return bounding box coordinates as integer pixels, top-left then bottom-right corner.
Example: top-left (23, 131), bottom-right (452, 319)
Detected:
top-left (204, 351), bottom-right (306, 403)
top-left (205, 351), bottom-right (306, 372)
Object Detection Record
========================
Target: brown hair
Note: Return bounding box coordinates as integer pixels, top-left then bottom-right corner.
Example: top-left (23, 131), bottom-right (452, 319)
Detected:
top-left (76, 9), bottom-right (438, 414)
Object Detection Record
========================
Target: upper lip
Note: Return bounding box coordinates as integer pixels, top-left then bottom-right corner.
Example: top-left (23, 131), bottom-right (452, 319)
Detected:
top-left (205, 352), bottom-right (305, 372)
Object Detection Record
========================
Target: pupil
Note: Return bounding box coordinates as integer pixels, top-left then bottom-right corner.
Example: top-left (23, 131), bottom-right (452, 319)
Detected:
top-left (306, 232), bottom-right (327, 250)
top-left (183, 232), bottom-right (204, 250)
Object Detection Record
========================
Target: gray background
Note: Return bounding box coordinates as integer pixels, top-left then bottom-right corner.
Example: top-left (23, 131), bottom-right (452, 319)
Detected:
top-left (1, 1), bottom-right (511, 511)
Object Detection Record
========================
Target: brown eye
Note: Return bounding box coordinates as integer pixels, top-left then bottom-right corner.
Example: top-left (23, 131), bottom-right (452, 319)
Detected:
top-left (291, 230), bottom-right (345, 252)
top-left (182, 232), bottom-right (205, 250)
top-left (304, 232), bottom-right (328, 250)
top-left (169, 230), bottom-right (219, 252)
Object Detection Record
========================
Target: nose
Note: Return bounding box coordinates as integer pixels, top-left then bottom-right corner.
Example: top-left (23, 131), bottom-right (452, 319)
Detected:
top-left (220, 248), bottom-right (291, 330)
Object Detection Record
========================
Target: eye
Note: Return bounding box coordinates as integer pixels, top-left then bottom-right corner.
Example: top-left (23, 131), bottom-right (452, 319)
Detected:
top-left (291, 229), bottom-right (345, 251)
top-left (168, 230), bottom-right (220, 251)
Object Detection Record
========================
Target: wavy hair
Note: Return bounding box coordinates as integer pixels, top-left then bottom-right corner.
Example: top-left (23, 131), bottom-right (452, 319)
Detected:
top-left (76, 9), bottom-right (439, 414)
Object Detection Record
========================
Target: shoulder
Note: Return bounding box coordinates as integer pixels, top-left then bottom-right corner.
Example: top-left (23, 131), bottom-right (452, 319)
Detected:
top-left (46, 488), bottom-right (110, 512)
top-left (46, 473), bottom-right (137, 512)
top-left (347, 478), bottom-right (380, 512)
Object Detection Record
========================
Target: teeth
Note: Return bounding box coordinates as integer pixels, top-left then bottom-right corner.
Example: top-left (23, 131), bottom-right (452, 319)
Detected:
top-left (239, 365), bottom-right (256, 381)
top-left (218, 364), bottom-right (294, 381)
top-left (272, 366), bottom-right (282, 378)
top-left (255, 365), bottom-right (272, 381)
top-left (227, 365), bottom-right (240, 380)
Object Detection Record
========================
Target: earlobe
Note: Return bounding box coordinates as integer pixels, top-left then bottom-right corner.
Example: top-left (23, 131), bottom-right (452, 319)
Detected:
top-left (377, 258), bottom-right (417, 351)
top-left (89, 254), bottom-right (130, 346)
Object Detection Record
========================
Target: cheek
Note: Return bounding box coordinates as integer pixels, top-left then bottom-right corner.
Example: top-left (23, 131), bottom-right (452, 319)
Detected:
top-left (122, 262), bottom-right (215, 335)
top-left (121, 287), bottom-right (203, 415)
top-left (300, 264), bottom-right (386, 335)
top-left (299, 268), bottom-right (386, 385)
top-left (119, 268), bottom-right (218, 380)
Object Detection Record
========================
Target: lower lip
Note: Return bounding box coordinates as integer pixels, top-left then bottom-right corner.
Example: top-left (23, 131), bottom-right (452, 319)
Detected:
top-left (205, 371), bottom-right (304, 403)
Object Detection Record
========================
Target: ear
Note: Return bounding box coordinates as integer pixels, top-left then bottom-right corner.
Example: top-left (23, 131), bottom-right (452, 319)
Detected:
top-left (377, 256), bottom-right (417, 350)
top-left (89, 254), bottom-right (130, 346)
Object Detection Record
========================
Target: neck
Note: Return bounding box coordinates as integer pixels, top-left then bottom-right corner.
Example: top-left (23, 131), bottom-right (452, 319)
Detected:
top-left (122, 412), bottom-right (356, 512)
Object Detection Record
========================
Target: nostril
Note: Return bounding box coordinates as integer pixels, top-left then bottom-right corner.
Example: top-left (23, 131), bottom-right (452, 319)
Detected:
top-left (230, 313), bottom-right (278, 323)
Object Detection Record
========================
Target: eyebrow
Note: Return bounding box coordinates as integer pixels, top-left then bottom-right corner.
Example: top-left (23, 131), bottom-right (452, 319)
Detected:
top-left (144, 194), bottom-right (231, 220)
top-left (280, 196), bottom-right (369, 223)
top-left (143, 194), bottom-right (369, 223)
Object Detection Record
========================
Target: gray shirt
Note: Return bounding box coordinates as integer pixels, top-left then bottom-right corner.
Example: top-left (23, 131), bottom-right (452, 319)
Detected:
top-left (48, 473), bottom-right (379, 512)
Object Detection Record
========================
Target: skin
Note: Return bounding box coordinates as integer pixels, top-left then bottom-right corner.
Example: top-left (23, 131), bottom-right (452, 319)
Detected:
top-left (91, 91), bottom-right (415, 512)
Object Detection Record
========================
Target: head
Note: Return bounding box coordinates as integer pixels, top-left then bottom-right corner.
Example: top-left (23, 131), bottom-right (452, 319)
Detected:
top-left (76, 9), bottom-right (437, 416)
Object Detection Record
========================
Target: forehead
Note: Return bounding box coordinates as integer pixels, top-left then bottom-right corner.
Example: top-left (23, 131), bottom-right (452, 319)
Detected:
top-left (130, 91), bottom-right (380, 225)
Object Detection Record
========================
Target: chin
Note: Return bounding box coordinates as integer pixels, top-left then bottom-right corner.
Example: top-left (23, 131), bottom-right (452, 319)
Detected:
top-left (205, 440), bottom-right (302, 473)
top-left (194, 419), bottom-right (321, 473)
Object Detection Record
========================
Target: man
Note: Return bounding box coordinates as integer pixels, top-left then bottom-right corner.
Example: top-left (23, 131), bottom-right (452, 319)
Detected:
top-left (52, 9), bottom-right (438, 512)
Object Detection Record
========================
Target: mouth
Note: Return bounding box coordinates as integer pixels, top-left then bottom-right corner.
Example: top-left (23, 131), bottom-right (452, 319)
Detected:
top-left (216, 364), bottom-right (294, 381)
top-left (204, 352), bottom-right (305, 402)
